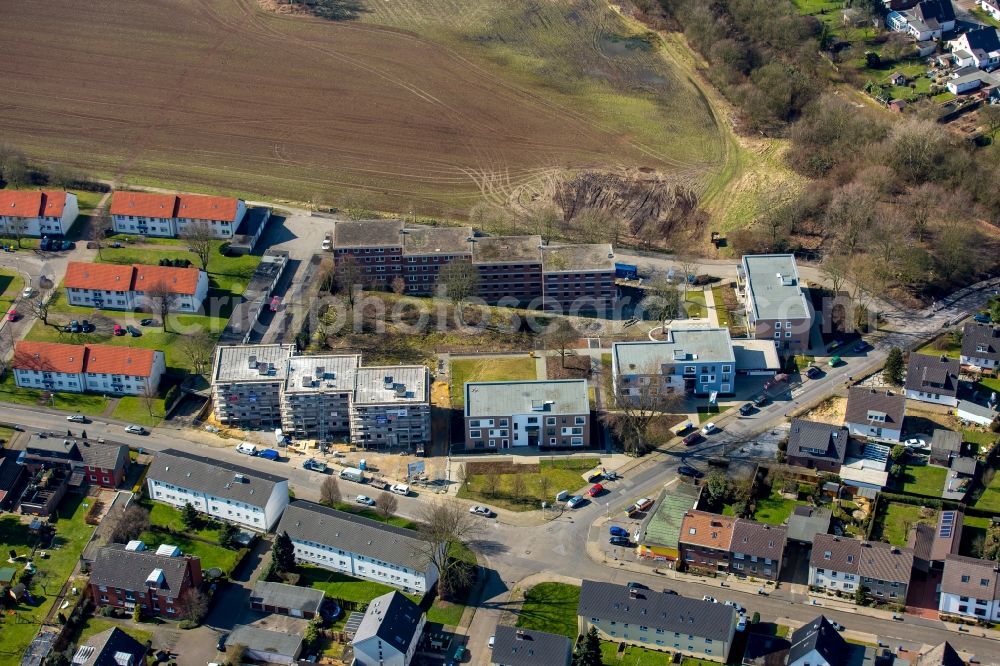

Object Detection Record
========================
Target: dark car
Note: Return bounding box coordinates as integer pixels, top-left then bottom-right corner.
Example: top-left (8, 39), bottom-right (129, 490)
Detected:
top-left (81, 320), bottom-right (94, 333)
top-left (40, 237), bottom-right (52, 251)
top-left (609, 536), bottom-right (632, 547)
top-left (683, 432), bottom-right (702, 446)
top-left (140, 318), bottom-right (156, 326)
top-left (678, 465), bottom-right (704, 479)
top-left (753, 394), bottom-right (770, 407)
top-left (739, 403), bottom-right (754, 416)
top-left (609, 526), bottom-right (629, 538)
top-left (216, 633), bottom-right (228, 652)
top-left (69, 320), bottom-right (81, 333)
top-left (805, 365), bottom-right (822, 379)
top-left (853, 340), bottom-right (869, 353)
top-left (127, 325), bottom-right (142, 337)
top-left (60, 240), bottom-right (74, 251)
top-left (626, 581), bottom-right (649, 590)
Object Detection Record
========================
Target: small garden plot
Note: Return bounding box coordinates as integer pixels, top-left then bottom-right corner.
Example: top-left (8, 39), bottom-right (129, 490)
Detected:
top-left (516, 582), bottom-right (580, 639)
top-left (871, 502), bottom-right (937, 546)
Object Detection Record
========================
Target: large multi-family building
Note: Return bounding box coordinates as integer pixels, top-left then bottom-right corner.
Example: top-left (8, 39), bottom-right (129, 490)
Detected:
top-left (786, 419), bottom-right (850, 473)
top-left (809, 534), bottom-right (914, 602)
top-left (351, 366), bottom-right (431, 450)
top-left (939, 554), bottom-right (1000, 621)
top-left (110, 191), bottom-right (247, 238)
top-left (212, 344), bottom-right (295, 426)
top-left (280, 354), bottom-right (360, 440)
top-left (0, 190), bottom-right (78, 237)
top-left (740, 254), bottom-right (813, 352)
top-left (22, 435), bottom-right (129, 488)
top-left (678, 511), bottom-right (787, 581)
top-left (277, 501), bottom-right (440, 594)
top-left (577, 581), bottom-right (738, 661)
top-left (63, 262), bottom-right (209, 313)
top-left (612, 327), bottom-right (736, 400)
top-left (844, 387), bottom-right (906, 442)
top-left (330, 220), bottom-right (617, 312)
top-left (88, 542), bottom-right (203, 618)
top-left (961, 323), bottom-right (1000, 370)
top-left (146, 449), bottom-right (289, 531)
top-left (905, 353), bottom-right (960, 407)
top-left (13, 341), bottom-right (165, 396)
top-left (463, 379), bottom-right (591, 450)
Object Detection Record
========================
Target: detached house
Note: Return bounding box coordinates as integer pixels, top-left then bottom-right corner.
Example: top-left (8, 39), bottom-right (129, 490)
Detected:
top-left (110, 191), bottom-right (247, 238)
top-left (88, 542), bottom-right (202, 618)
top-left (13, 341), bottom-right (165, 397)
top-left (786, 616), bottom-right (850, 666)
top-left (63, 262), bottom-right (209, 313)
top-left (844, 387), bottom-right (906, 442)
top-left (22, 435), bottom-right (129, 488)
top-left (939, 554), bottom-right (1000, 621)
top-left (786, 419), bottom-right (850, 473)
top-left (961, 323), bottom-right (1000, 369)
top-left (0, 190), bottom-right (78, 237)
top-left (612, 328), bottom-right (736, 399)
top-left (905, 353), bottom-right (960, 407)
top-left (887, 0), bottom-right (956, 40)
top-left (949, 27), bottom-right (1000, 70)
top-left (809, 534), bottom-right (914, 602)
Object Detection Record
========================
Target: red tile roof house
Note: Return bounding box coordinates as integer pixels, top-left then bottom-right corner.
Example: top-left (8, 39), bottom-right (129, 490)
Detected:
top-left (88, 543), bottom-right (203, 619)
top-left (63, 261), bottom-right (208, 313)
top-left (13, 341), bottom-right (165, 397)
top-left (110, 191), bottom-right (246, 239)
top-left (0, 190), bottom-right (78, 236)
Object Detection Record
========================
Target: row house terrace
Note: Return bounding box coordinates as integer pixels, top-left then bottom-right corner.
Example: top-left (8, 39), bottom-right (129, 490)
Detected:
top-left (110, 191), bottom-right (246, 238)
top-left (63, 262), bottom-right (208, 313)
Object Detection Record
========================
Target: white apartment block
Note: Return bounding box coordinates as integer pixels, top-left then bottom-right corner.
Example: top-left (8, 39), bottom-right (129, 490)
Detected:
top-left (13, 341), bottom-right (165, 396)
top-left (63, 262), bottom-right (208, 313)
top-left (0, 190), bottom-right (78, 237)
top-left (146, 449), bottom-right (289, 532)
top-left (278, 501), bottom-right (440, 594)
top-left (110, 191), bottom-right (246, 238)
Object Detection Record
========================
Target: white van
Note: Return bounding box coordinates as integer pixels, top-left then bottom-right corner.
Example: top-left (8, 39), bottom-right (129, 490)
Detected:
top-left (555, 490), bottom-right (570, 502)
top-left (236, 442), bottom-right (258, 456)
top-left (340, 467), bottom-right (365, 483)
top-left (390, 483), bottom-right (410, 496)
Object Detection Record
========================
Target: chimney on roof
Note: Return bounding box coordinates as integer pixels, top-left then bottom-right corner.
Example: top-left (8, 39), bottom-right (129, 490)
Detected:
top-left (516, 630), bottom-right (526, 640)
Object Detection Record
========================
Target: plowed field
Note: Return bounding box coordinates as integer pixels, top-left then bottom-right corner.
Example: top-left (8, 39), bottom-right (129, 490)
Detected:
top-left (0, 0), bottom-right (726, 216)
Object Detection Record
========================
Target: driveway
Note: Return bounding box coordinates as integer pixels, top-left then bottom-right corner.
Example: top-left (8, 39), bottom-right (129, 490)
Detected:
top-left (204, 536), bottom-right (273, 631)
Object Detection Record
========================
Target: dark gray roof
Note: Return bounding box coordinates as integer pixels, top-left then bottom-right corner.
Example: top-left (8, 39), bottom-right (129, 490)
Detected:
top-left (26, 437), bottom-right (82, 459)
top-left (931, 429), bottom-right (962, 454)
top-left (743, 632), bottom-right (790, 666)
top-left (491, 626), bottom-right (571, 666)
top-left (786, 506), bottom-right (832, 543)
top-left (226, 624), bottom-right (303, 658)
top-left (905, 353), bottom-right (959, 397)
top-left (916, 0), bottom-right (956, 23)
top-left (79, 442), bottom-right (129, 473)
top-left (472, 235), bottom-right (543, 264)
top-left (950, 456), bottom-right (978, 476)
top-left (731, 521), bottom-right (787, 560)
top-left (845, 388), bottom-right (906, 427)
top-left (250, 580), bottom-right (324, 614)
top-left (403, 226), bottom-right (473, 256)
top-left (917, 641), bottom-right (965, 666)
top-left (148, 449), bottom-right (285, 509)
top-left (859, 540), bottom-right (914, 584)
top-left (72, 627), bottom-right (147, 666)
top-left (787, 419), bottom-right (849, 464)
top-left (90, 545), bottom-right (196, 597)
top-left (578, 580), bottom-right (737, 642)
top-left (961, 323), bottom-right (1000, 361)
top-left (941, 554), bottom-right (1000, 600)
top-left (333, 219), bottom-right (404, 248)
top-left (277, 501), bottom-right (432, 572)
top-left (788, 616), bottom-right (848, 665)
top-left (352, 591), bottom-right (423, 654)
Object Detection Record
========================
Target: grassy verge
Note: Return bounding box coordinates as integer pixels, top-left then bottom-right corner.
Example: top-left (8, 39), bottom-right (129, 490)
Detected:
top-left (0, 268), bottom-right (23, 311)
top-left (298, 563), bottom-right (418, 606)
top-left (96, 242), bottom-right (260, 295)
top-left (900, 464), bottom-right (946, 497)
top-left (457, 458), bottom-right (600, 511)
top-left (0, 374), bottom-right (110, 416)
top-left (711, 286), bottom-right (730, 327)
top-left (965, 430), bottom-right (1000, 455)
top-left (975, 471), bottom-right (1000, 513)
top-left (111, 395), bottom-right (166, 427)
top-left (137, 529), bottom-right (241, 574)
top-left (450, 356), bottom-right (537, 408)
top-left (601, 641), bottom-right (677, 665)
top-left (516, 582), bottom-right (580, 639)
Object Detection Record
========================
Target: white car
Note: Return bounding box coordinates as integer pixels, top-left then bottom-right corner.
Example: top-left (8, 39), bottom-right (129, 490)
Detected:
top-left (904, 438), bottom-right (927, 449)
top-left (566, 495), bottom-right (585, 509)
top-left (124, 425), bottom-right (147, 435)
top-left (469, 505), bottom-right (493, 517)
top-left (724, 600), bottom-right (744, 614)
top-left (66, 414), bottom-right (88, 423)
top-left (356, 495), bottom-right (376, 506)
top-left (736, 615), bottom-right (747, 632)
top-left (22, 287), bottom-right (34, 298)
top-left (488, 635), bottom-right (495, 649)
top-left (701, 422), bottom-right (718, 435)
top-left (702, 595), bottom-right (717, 603)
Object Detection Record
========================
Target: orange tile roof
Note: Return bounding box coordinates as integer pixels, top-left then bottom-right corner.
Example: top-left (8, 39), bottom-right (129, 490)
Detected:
top-left (176, 194), bottom-right (240, 222)
top-left (84, 345), bottom-right (157, 377)
top-left (40, 191), bottom-right (68, 218)
top-left (679, 510), bottom-right (736, 550)
top-left (13, 341), bottom-right (87, 374)
top-left (110, 191), bottom-right (177, 219)
top-left (132, 264), bottom-right (201, 295)
top-left (0, 190), bottom-right (43, 218)
top-left (64, 262), bottom-right (135, 292)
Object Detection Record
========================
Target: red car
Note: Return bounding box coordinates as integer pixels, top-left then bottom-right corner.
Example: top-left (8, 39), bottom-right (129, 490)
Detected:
top-left (588, 483), bottom-right (604, 497)
top-left (6, 308), bottom-right (17, 322)
top-left (683, 432), bottom-right (703, 446)
top-left (113, 324), bottom-right (124, 336)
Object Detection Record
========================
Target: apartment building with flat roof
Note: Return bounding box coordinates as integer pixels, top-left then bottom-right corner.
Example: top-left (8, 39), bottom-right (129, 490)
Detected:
top-left (351, 366), bottom-right (431, 450)
top-left (740, 254), bottom-right (813, 352)
top-left (211, 344), bottom-right (294, 426)
top-left (463, 379), bottom-right (590, 450)
top-left (612, 327), bottom-right (736, 401)
top-left (472, 235), bottom-right (545, 307)
top-left (280, 354), bottom-right (360, 440)
top-left (540, 243), bottom-right (616, 313)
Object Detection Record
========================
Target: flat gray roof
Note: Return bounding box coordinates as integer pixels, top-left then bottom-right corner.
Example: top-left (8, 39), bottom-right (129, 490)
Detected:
top-left (732, 339), bottom-right (781, 371)
top-left (613, 327), bottom-right (734, 374)
top-left (403, 226), bottom-right (473, 256)
top-left (226, 624), bottom-right (302, 658)
top-left (213, 344), bottom-right (292, 383)
top-left (334, 219), bottom-right (404, 248)
top-left (284, 354), bottom-right (360, 393)
top-left (472, 235), bottom-right (542, 264)
top-left (541, 243), bottom-right (614, 273)
top-left (742, 254), bottom-right (810, 321)
top-left (465, 379), bottom-right (589, 418)
top-left (354, 366), bottom-right (428, 405)
top-left (250, 580), bottom-right (325, 614)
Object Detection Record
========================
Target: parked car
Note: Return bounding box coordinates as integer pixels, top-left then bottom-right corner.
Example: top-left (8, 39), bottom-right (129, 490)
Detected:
top-left (588, 483), bottom-right (604, 497)
top-left (257, 448), bottom-right (280, 461)
top-left (81, 319), bottom-right (94, 333)
top-left (140, 318), bottom-right (156, 326)
top-left (40, 237), bottom-right (52, 251)
top-left (217, 633), bottom-right (228, 652)
top-left (390, 483), bottom-right (410, 496)
top-left (127, 325), bottom-right (142, 337)
top-left (805, 365), bottom-right (822, 379)
top-left (469, 505), bottom-right (493, 517)
top-left (904, 438), bottom-right (927, 449)
top-left (683, 432), bottom-right (702, 446)
top-left (633, 497), bottom-right (654, 512)
top-left (739, 403), bottom-right (754, 416)
top-left (66, 414), bottom-right (88, 423)
top-left (763, 373), bottom-right (789, 391)
top-left (702, 595), bottom-right (717, 603)
top-left (853, 340), bottom-right (869, 353)
top-left (60, 240), bottom-right (74, 251)
top-left (674, 421), bottom-right (695, 435)
top-left (113, 324), bottom-right (125, 336)
top-left (22, 287), bottom-right (34, 298)
top-left (124, 425), bottom-right (147, 435)
top-left (828, 355), bottom-right (843, 367)
top-left (736, 615), bottom-right (747, 632)
top-left (69, 320), bottom-right (81, 333)
top-left (701, 422), bottom-right (718, 435)
top-left (626, 581), bottom-right (649, 590)
top-left (566, 495), bottom-right (585, 508)
top-left (753, 394), bottom-right (770, 407)
top-left (488, 635), bottom-right (495, 649)
top-left (724, 600), bottom-right (744, 613)
top-left (303, 458), bottom-right (328, 472)
top-left (974, 312), bottom-right (992, 323)
top-left (355, 495), bottom-right (376, 506)
top-left (678, 465), bottom-right (704, 479)
top-left (322, 237), bottom-right (332, 251)
top-left (5, 308), bottom-right (17, 322)
top-left (830, 621), bottom-right (844, 631)
top-left (609, 536), bottom-right (631, 547)
top-left (609, 526), bottom-right (629, 537)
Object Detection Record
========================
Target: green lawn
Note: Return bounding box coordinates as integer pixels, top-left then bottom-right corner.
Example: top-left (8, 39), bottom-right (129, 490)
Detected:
top-left (900, 464), bottom-right (947, 497)
top-left (916, 336), bottom-right (962, 359)
top-left (137, 529), bottom-right (241, 575)
top-left (457, 458), bottom-right (600, 511)
top-left (0, 268), bottom-right (23, 310)
top-left (872, 503), bottom-right (937, 546)
top-left (793, 355), bottom-right (816, 371)
top-left (972, 6), bottom-right (1000, 28)
top-left (516, 582), bottom-right (580, 639)
top-left (146, 502), bottom-right (225, 543)
top-left (965, 430), bottom-right (1000, 455)
top-left (959, 515), bottom-right (992, 558)
top-left (450, 356), bottom-right (537, 408)
top-left (298, 563), bottom-right (417, 605)
top-left (96, 242), bottom-right (260, 295)
top-left (71, 617), bottom-right (153, 650)
top-left (0, 495), bottom-right (96, 666)
top-left (975, 470), bottom-right (1000, 513)
top-left (111, 395), bottom-right (166, 427)
top-left (978, 377), bottom-right (1000, 394)
top-left (425, 600), bottom-right (465, 626)
top-left (71, 190), bottom-right (106, 214)
top-left (683, 289), bottom-right (707, 319)
top-left (754, 490), bottom-right (802, 526)
top-left (601, 641), bottom-right (677, 665)
top-left (711, 287), bottom-right (730, 327)
top-left (0, 374), bottom-right (111, 417)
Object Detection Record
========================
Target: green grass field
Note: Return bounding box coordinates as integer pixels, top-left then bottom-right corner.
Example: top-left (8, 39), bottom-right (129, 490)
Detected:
top-left (959, 514), bottom-right (992, 558)
top-left (711, 287), bottom-right (730, 327)
top-left (975, 471), bottom-right (1000, 513)
top-left (298, 564), bottom-right (417, 605)
top-left (684, 289), bottom-right (707, 319)
top-left (917, 336), bottom-right (963, 359)
top-left (516, 582), bottom-right (580, 639)
top-left (147, 502), bottom-right (226, 543)
top-left (457, 458), bottom-right (600, 511)
top-left (0, 268), bottom-right (23, 312)
top-left (0, 374), bottom-right (110, 416)
top-left (872, 502), bottom-right (937, 546)
top-left (601, 641), bottom-right (678, 665)
top-left (96, 243), bottom-right (259, 296)
top-left (450, 356), bottom-right (537, 408)
top-left (0, 496), bottom-right (96, 666)
top-left (754, 490), bottom-right (802, 526)
top-left (69, 617), bottom-right (153, 651)
top-left (900, 464), bottom-right (946, 497)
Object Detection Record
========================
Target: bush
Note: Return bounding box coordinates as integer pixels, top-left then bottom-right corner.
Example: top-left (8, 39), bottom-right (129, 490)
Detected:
top-left (163, 385), bottom-right (180, 410)
top-left (178, 619), bottom-right (198, 630)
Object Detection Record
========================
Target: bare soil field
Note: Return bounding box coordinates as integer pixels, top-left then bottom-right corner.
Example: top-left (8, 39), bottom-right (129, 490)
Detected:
top-left (0, 0), bottom-right (726, 217)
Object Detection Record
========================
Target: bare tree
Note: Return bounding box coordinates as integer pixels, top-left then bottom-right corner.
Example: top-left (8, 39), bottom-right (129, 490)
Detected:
top-left (376, 492), bottom-right (398, 519)
top-left (225, 644), bottom-right (247, 666)
top-left (527, 204), bottom-right (561, 244)
top-left (177, 588), bottom-right (209, 623)
top-left (21, 291), bottom-right (58, 329)
top-left (177, 331), bottom-right (215, 376)
top-left (820, 253), bottom-right (851, 296)
top-left (320, 476), bottom-right (340, 506)
top-left (317, 257), bottom-right (336, 293)
top-left (537, 474), bottom-right (552, 504)
top-left (543, 319), bottom-right (578, 368)
top-left (181, 220), bottom-right (215, 271)
top-left (391, 275), bottom-right (407, 296)
top-left (92, 205), bottom-right (114, 259)
top-left (645, 277), bottom-right (681, 323)
top-left (510, 474), bottom-right (527, 505)
top-left (108, 504), bottom-right (150, 544)
top-left (335, 255), bottom-right (363, 306)
top-left (437, 260), bottom-right (480, 317)
top-left (605, 365), bottom-right (684, 456)
top-left (674, 253), bottom-right (699, 296)
top-left (417, 502), bottom-right (484, 599)
top-left (483, 470), bottom-right (502, 498)
top-left (144, 280), bottom-right (178, 332)
top-left (140, 384), bottom-right (158, 418)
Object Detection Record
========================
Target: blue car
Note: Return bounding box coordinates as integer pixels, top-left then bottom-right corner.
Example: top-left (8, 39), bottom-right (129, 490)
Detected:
top-left (974, 313), bottom-right (992, 323)
top-left (609, 526), bottom-right (629, 538)
top-left (258, 448), bottom-right (280, 461)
